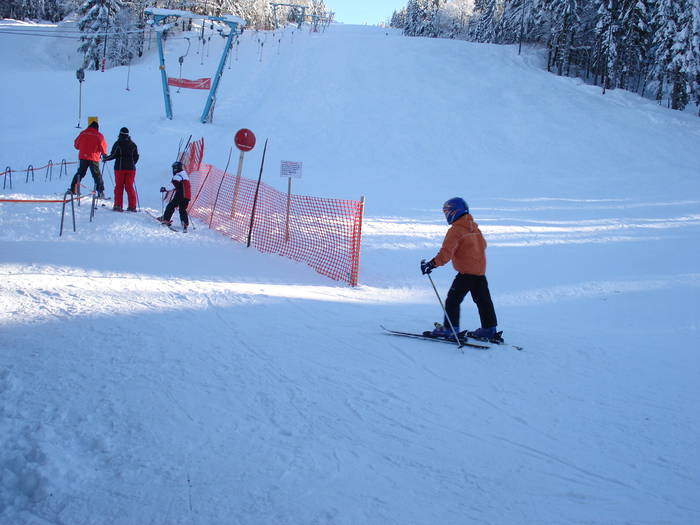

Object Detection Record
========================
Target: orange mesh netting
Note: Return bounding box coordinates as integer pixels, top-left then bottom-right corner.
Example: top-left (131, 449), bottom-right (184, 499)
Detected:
top-left (184, 140), bottom-right (364, 286)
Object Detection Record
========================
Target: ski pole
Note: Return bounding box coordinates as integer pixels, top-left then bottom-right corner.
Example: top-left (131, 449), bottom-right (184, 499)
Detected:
top-left (424, 268), bottom-right (463, 351)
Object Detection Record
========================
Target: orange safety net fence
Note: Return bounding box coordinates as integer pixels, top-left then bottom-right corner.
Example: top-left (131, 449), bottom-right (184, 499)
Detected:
top-left (184, 140), bottom-right (364, 286)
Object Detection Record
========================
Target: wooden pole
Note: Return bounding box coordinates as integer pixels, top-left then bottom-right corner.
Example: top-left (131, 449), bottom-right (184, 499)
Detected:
top-left (230, 150), bottom-right (245, 218)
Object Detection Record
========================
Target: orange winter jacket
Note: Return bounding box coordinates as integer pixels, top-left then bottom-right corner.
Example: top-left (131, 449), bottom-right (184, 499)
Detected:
top-left (74, 127), bottom-right (107, 162)
top-left (433, 214), bottom-right (487, 275)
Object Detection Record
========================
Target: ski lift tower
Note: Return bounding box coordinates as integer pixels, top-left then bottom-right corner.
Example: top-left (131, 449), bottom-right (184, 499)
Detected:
top-left (145, 7), bottom-right (245, 123)
top-left (270, 3), bottom-right (307, 30)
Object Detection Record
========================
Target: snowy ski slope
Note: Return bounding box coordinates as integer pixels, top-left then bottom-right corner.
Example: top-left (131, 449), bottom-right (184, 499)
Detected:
top-left (1, 19), bottom-right (699, 525)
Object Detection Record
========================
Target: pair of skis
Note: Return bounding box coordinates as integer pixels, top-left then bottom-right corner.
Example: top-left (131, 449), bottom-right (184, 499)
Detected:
top-left (381, 326), bottom-right (523, 351)
top-left (144, 209), bottom-right (187, 233)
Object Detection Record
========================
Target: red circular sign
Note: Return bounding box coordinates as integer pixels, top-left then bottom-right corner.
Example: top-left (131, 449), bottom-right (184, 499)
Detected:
top-left (234, 128), bottom-right (256, 152)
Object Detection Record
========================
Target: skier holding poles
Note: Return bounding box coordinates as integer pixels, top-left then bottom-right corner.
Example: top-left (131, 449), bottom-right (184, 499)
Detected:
top-left (158, 161), bottom-right (191, 232)
top-left (421, 197), bottom-right (500, 342)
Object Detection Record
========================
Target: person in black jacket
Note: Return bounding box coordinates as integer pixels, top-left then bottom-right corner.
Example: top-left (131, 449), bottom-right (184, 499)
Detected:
top-left (103, 127), bottom-right (139, 211)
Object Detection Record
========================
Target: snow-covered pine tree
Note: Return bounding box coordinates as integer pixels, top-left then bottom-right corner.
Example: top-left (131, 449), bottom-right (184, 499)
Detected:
top-left (391, 8), bottom-right (408, 30)
top-left (526, 0), bottom-right (554, 45)
top-left (78, 0), bottom-right (125, 71)
top-left (687, 0), bottom-right (700, 114)
top-left (471, 0), bottom-right (498, 42)
top-left (424, 0), bottom-right (447, 38)
top-left (594, 0), bottom-right (619, 92)
top-left (495, 0), bottom-right (534, 46)
top-left (650, 0), bottom-right (679, 105)
top-left (403, 0), bottom-right (420, 36)
top-left (0, 0), bottom-right (72, 22)
top-left (669, 0), bottom-right (691, 109)
top-left (442, 0), bottom-right (471, 39)
top-left (107, 5), bottom-right (136, 67)
top-left (615, 0), bottom-right (650, 92)
top-left (548, 0), bottom-right (581, 75)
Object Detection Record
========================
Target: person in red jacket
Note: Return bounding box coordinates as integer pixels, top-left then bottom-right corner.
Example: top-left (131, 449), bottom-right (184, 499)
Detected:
top-left (158, 161), bottom-right (191, 232)
top-left (421, 197), bottom-right (499, 341)
top-left (69, 121), bottom-right (107, 198)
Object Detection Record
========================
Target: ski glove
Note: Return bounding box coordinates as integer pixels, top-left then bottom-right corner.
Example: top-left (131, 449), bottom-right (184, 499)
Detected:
top-left (420, 258), bottom-right (436, 275)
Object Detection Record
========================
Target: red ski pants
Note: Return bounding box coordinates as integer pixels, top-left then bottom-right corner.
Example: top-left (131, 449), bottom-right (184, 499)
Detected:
top-left (114, 170), bottom-right (136, 209)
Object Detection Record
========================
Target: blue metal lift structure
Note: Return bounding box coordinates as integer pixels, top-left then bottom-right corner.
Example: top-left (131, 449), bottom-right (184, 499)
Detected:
top-left (145, 8), bottom-right (245, 123)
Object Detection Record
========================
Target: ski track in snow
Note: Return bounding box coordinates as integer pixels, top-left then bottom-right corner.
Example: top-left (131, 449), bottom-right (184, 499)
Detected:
top-left (1, 20), bottom-right (699, 525)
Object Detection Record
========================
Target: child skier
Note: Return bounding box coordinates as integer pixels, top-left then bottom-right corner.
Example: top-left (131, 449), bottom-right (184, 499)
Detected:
top-left (158, 161), bottom-right (191, 232)
top-left (420, 197), bottom-right (499, 341)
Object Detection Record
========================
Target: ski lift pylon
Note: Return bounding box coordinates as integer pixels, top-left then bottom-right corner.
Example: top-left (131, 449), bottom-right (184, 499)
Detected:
top-left (145, 7), bottom-right (245, 123)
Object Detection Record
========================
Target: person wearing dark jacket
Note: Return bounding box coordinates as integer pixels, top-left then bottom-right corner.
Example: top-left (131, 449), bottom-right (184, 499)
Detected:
top-left (70, 121), bottom-right (107, 197)
top-left (103, 127), bottom-right (139, 212)
top-left (158, 161), bottom-right (191, 232)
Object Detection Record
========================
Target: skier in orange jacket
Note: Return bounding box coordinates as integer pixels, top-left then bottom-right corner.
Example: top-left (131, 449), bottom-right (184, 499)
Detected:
top-left (69, 121), bottom-right (107, 198)
top-left (421, 197), bottom-right (499, 341)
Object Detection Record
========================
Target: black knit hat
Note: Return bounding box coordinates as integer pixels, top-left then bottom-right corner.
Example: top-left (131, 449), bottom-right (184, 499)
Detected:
top-left (119, 127), bottom-right (129, 135)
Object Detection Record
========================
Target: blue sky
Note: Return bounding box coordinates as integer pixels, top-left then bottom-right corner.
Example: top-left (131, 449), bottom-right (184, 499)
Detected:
top-left (329, 0), bottom-right (406, 25)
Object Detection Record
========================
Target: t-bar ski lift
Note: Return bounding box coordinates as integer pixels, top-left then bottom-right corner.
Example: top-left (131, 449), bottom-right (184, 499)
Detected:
top-left (145, 7), bottom-right (245, 123)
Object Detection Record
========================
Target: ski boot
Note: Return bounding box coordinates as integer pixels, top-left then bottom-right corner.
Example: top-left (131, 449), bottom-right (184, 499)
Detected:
top-left (466, 327), bottom-right (503, 343)
top-left (423, 322), bottom-right (460, 339)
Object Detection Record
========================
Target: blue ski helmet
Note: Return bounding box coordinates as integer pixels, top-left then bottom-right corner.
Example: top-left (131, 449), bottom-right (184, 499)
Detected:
top-left (442, 197), bottom-right (469, 224)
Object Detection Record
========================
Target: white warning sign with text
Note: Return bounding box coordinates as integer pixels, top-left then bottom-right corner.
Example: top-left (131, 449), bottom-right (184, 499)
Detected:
top-left (280, 161), bottom-right (303, 179)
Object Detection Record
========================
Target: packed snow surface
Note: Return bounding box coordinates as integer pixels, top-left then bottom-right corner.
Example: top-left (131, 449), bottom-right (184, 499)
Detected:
top-left (1, 20), bottom-right (699, 525)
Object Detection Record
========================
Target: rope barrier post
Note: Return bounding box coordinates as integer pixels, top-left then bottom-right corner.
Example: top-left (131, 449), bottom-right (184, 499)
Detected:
top-left (246, 138), bottom-right (268, 248)
top-left (2, 167), bottom-right (11, 190)
top-left (46, 160), bottom-right (53, 182)
top-left (59, 191), bottom-right (77, 236)
top-left (59, 159), bottom-right (68, 180)
top-left (71, 194), bottom-right (76, 232)
top-left (89, 185), bottom-right (97, 222)
top-left (59, 194), bottom-right (67, 236)
top-left (25, 165), bottom-right (34, 184)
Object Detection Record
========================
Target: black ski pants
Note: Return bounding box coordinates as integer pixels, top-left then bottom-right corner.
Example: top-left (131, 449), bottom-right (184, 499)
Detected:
top-left (71, 160), bottom-right (104, 193)
top-left (444, 273), bottom-right (498, 330)
top-left (163, 197), bottom-right (190, 227)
